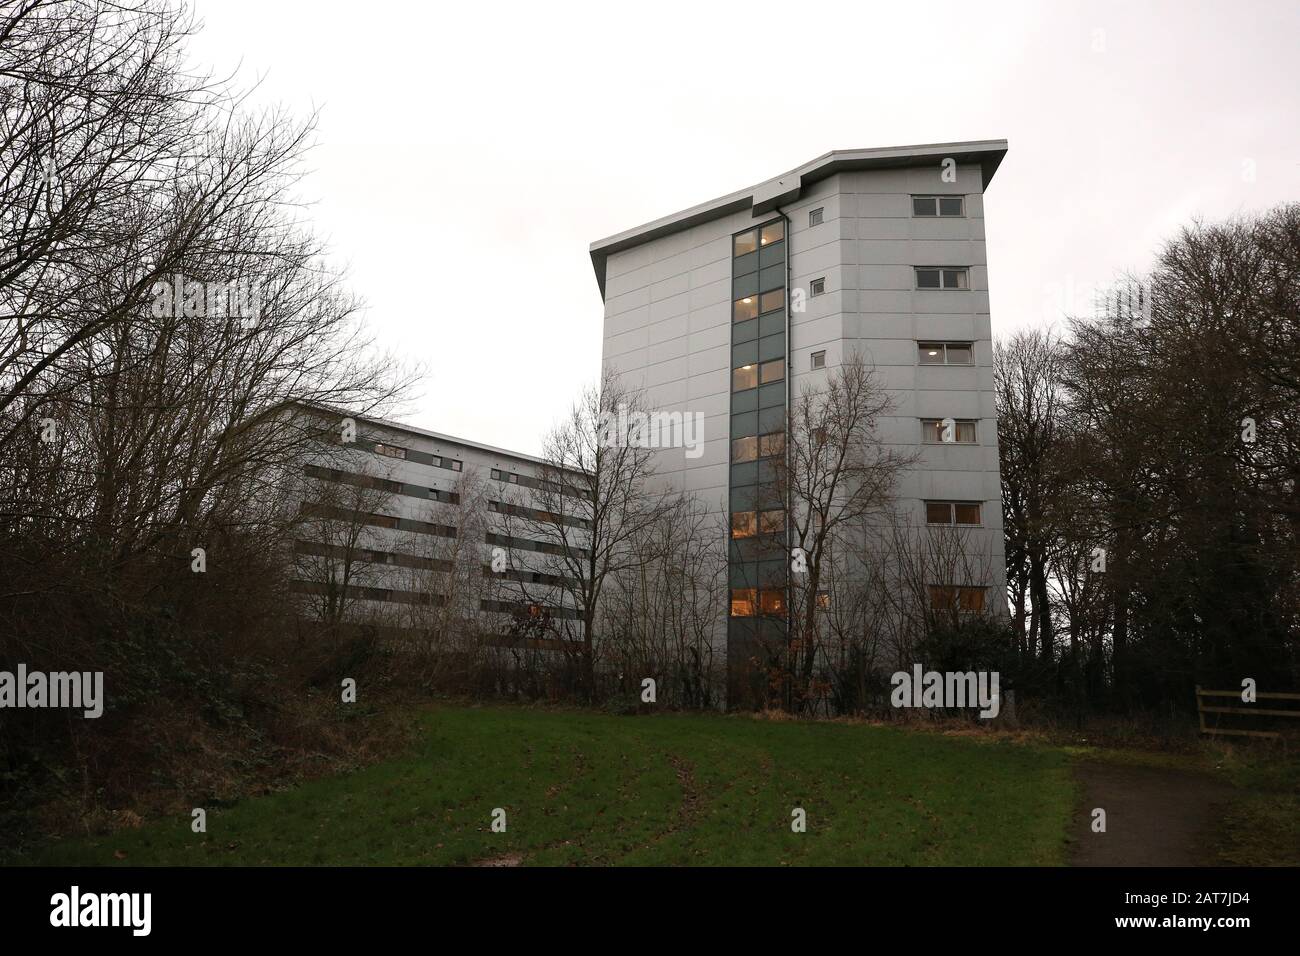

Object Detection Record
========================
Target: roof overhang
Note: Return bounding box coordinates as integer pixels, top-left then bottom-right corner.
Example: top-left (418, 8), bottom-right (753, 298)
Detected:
top-left (588, 139), bottom-right (1007, 299)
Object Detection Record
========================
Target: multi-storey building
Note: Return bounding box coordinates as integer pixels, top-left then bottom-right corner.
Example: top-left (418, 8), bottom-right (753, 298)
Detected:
top-left (589, 140), bottom-right (1009, 702)
top-left (288, 403), bottom-right (586, 646)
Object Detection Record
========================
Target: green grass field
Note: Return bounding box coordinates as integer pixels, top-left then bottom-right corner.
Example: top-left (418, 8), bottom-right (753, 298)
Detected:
top-left (30, 705), bottom-right (1076, 866)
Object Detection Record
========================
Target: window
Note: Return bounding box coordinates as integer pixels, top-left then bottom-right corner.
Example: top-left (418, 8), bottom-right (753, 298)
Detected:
top-left (759, 359), bottom-right (784, 384)
top-left (918, 342), bottom-right (974, 365)
top-left (733, 364), bottom-right (758, 392)
top-left (921, 419), bottom-right (978, 444)
top-left (733, 436), bottom-right (759, 463)
top-left (912, 195), bottom-right (964, 217)
top-left (816, 591), bottom-right (831, 610)
top-left (925, 501), bottom-right (983, 525)
top-left (733, 295), bottom-right (759, 322)
top-left (915, 267), bottom-right (968, 290)
top-left (734, 230), bottom-right (758, 257)
top-left (450, 459), bottom-right (462, 471)
top-left (760, 220), bottom-right (784, 246)
top-left (731, 511), bottom-right (757, 539)
top-left (759, 287), bottom-right (784, 314)
top-left (758, 431), bottom-right (785, 458)
top-left (758, 509), bottom-right (785, 533)
top-left (809, 207), bottom-right (824, 227)
top-left (811, 350), bottom-right (826, 370)
top-left (374, 443), bottom-right (406, 459)
top-left (928, 585), bottom-right (987, 612)
top-left (810, 277), bottom-right (826, 297)
top-left (759, 589), bottom-right (786, 615)
top-left (730, 588), bottom-right (756, 616)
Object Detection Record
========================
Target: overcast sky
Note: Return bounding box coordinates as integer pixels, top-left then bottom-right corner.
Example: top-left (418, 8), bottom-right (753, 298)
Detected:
top-left (189, 0), bottom-right (1300, 456)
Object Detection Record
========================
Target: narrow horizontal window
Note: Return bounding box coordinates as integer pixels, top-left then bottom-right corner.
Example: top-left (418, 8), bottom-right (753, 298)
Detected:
top-left (912, 195), bottom-right (964, 217)
top-left (915, 267), bottom-right (970, 290)
top-left (921, 419), bottom-right (978, 444)
top-left (925, 501), bottom-right (983, 525)
top-left (374, 443), bottom-right (406, 459)
top-left (918, 342), bottom-right (974, 365)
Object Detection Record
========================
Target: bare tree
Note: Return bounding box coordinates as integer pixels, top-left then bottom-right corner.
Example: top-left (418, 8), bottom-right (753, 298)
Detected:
top-left (598, 493), bottom-right (727, 708)
top-left (501, 366), bottom-right (679, 699)
top-left (773, 352), bottom-right (914, 711)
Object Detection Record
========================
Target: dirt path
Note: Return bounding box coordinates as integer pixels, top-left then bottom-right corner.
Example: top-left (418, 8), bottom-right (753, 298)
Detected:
top-left (1071, 760), bottom-right (1237, 866)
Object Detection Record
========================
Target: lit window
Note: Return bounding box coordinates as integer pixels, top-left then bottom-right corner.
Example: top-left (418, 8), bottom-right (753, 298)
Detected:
top-left (921, 419), bottom-right (977, 444)
top-left (759, 287), bottom-right (784, 314)
top-left (732, 364), bottom-right (758, 392)
top-left (759, 359), bottom-right (784, 384)
top-left (809, 207), bottom-right (824, 227)
top-left (759, 509), bottom-right (785, 534)
top-left (733, 436), bottom-right (759, 463)
top-left (730, 588), bottom-right (757, 617)
top-left (759, 589), bottom-right (786, 615)
top-left (733, 296), bottom-right (759, 323)
top-left (816, 591), bottom-right (831, 610)
top-left (811, 350), bottom-right (826, 370)
top-left (760, 220), bottom-right (784, 245)
top-left (731, 511), bottom-right (757, 539)
top-left (375, 443), bottom-right (406, 459)
top-left (734, 230), bottom-right (758, 257)
top-left (810, 277), bottom-right (825, 297)
top-left (918, 342), bottom-right (974, 365)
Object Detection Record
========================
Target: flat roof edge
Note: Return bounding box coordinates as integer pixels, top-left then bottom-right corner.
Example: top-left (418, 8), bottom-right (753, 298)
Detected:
top-left (590, 139), bottom-right (1007, 299)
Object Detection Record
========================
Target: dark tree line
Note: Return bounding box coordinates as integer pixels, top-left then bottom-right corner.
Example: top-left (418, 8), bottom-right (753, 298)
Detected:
top-left (997, 203), bottom-right (1300, 713)
top-left (0, 0), bottom-right (409, 831)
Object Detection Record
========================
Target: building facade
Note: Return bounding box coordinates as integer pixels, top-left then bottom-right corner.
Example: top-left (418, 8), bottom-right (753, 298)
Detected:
top-left (589, 141), bottom-right (1009, 702)
top-left (289, 404), bottom-right (586, 645)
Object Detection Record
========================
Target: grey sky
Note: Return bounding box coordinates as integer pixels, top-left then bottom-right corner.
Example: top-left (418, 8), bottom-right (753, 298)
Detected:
top-left (189, 0), bottom-right (1300, 456)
